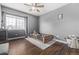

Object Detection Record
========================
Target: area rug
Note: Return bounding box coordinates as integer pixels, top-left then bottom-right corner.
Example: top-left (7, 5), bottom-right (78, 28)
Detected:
top-left (26, 38), bottom-right (56, 50)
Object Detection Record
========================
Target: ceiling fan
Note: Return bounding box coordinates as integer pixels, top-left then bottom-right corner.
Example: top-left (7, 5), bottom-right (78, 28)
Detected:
top-left (24, 3), bottom-right (44, 12)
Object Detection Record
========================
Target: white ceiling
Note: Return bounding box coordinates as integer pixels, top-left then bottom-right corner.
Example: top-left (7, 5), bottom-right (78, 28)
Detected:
top-left (1, 3), bottom-right (68, 16)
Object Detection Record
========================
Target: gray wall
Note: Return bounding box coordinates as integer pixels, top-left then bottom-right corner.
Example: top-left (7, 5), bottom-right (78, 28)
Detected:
top-left (28, 15), bottom-right (39, 34)
top-left (0, 5), bottom-right (1, 28)
top-left (39, 3), bottom-right (79, 41)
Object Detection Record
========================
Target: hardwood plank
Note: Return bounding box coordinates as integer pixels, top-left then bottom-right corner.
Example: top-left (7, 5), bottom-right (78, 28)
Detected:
top-left (8, 39), bottom-right (79, 55)
top-left (40, 42), bottom-right (64, 55)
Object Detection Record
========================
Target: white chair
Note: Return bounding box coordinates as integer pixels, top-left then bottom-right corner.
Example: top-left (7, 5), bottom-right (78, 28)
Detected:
top-left (0, 43), bottom-right (9, 54)
top-left (76, 39), bottom-right (79, 49)
top-left (66, 35), bottom-right (77, 48)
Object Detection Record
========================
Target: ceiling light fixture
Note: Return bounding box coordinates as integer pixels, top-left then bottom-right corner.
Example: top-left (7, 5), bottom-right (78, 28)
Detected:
top-left (24, 3), bottom-right (44, 12)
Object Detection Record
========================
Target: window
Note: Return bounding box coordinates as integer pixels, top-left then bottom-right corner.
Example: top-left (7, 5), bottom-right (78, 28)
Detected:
top-left (5, 14), bottom-right (25, 30)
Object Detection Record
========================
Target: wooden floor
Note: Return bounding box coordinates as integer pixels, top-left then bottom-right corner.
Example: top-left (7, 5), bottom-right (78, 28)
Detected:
top-left (8, 39), bottom-right (79, 55)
